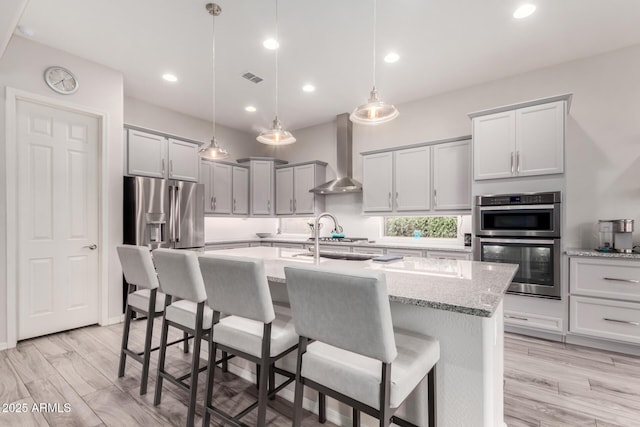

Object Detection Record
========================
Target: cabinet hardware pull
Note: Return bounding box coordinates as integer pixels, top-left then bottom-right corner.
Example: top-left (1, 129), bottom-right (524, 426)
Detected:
top-left (233, 198), bottom-right (236, 212)
top-left (162, 159), bottom-right (165, 177)
top-left (396, 192), bottom-right (399, 206)
top-left (505, 314), bottom-right (528, 321)
top-left (213, 196), bottom-right (216, 211)
top-left (290, 199), bottom-right (293, 212)
top-left (210, 197), bottom-right (214, 210)
top-left (294, 199), bottom-right (297, 212)
top-left (603, 318), bottom-right (639, 326)
top-left (388, 192), bottom-right (392, 208)
top-left (268, 200), bottom-right (271, 212)
top-left (516, 151), bottom-right (521, 174)
top-left (510, 152), bottom-right (515, 175)
top-left (604, 277), bottom-right (639, 284)
top-left (433, 189), bottom-right (437, 206)
top-left (170, 160), bottom-right (173, 177)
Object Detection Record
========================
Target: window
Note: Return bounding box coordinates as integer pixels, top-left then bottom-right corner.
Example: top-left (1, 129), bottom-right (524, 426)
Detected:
top-left (385, 216), bottom-right (458, 238)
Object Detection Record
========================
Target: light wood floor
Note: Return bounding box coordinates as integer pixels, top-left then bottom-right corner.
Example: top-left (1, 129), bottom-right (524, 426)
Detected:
top-left (1, 320), bottom-right (639, 427)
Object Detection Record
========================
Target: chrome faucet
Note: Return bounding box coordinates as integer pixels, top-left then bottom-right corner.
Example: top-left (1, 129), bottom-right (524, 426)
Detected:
top-left (313, 212), bottom-right (342, 265)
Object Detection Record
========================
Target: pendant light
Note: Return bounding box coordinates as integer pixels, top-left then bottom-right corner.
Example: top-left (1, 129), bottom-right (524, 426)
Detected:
top-left (350, 0), bottom-right (399, 125)
top-left (257, 0), bottom-right (296, 145)
top-left (199, 3), bottom-right (229, 159)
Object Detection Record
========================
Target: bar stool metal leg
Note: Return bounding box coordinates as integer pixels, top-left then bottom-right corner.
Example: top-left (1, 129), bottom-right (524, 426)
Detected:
top-left (186, 303), bottom-right (205, 427)
top-left (221, 351), bottom-right (228, 372)
top-left (428, 365), bottom-right (437, 427)
top-left (118, 283), bottom-right (135, 378)
top-left (352, 408), bottom-right (360, 427)
top-left (379, 363), bottom-right (391, 427)
top-left (183, 331), bottom-right (190, 353)
top-left (256, 323), bottom-right (272, 427)
top-left (319, 393), bottom-right (326, 423)
top-left (202, 312), bottom-right (220, 427)
top-left (139, 288), bottom-right (157, 395)
top-left (154, 295), bottom-right (172, 406)
top-left (292, 337), bottom-right (308, 427)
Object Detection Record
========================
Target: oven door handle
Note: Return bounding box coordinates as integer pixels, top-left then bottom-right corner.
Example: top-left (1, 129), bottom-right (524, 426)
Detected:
top-left (477, 238), bottom-right (557, 245)
top-left (478, 204), bottom-right (556, 211)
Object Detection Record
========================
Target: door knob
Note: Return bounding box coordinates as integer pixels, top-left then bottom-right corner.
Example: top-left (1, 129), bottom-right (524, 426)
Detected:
top-left (83, 244), bottom-right (97, 250)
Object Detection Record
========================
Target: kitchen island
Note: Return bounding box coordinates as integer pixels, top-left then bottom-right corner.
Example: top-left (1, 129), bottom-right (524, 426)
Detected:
top-left (204, 247), bottom-right (518, 427)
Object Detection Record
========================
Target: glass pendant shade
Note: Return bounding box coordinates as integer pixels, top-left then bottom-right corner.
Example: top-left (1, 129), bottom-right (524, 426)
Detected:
top-left (350, 87), bottom-right (399, 125)
top-left (199, 136), bottom-right (229, 159)
top-left (257, 117), bottom-right (296, 145)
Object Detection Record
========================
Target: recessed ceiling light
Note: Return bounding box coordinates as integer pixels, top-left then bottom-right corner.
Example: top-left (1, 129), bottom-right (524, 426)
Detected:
top-left (162, 73), bottom-right (178, 82)
top-left (302, 84), bottom-right (316, 93)
top-left (513, 4), bottom-right (536, 19)
top-left (384, 52), bottom-right (400, 63)
top-left (245, 105), bottom-right (257, 112)
top-left (263, 38), bottom-right (279, 50)
top-left (17, 25), bottom-right (35, 37)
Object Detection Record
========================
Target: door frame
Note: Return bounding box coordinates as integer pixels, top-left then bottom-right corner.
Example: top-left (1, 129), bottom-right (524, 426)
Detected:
top-left (5, 87), bottom-right (110, 348)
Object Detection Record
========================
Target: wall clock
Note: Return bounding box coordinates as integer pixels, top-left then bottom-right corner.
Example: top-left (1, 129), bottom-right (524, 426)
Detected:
top-left (44, 66), bottom-right (79, 94)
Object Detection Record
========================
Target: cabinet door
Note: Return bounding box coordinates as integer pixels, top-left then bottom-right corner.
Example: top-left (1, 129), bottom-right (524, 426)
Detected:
top-left (251, 160), bottom-right (273, 215)
top-left (275, 167), bottom-right (294, 215)
top-left (473, 111), bottom-right (515, 180)
top-left (294, 164), bottom-right (316, 214)
top-left (394, 146), bottom-right (431, 211)
top-left (200, 161), bottom-right (214, 213)
top-left (211, 163), bottom-right (231, 214)
top-left (232, 167), bottom-right (249, 215)
top-left (127, 129), bottom-right (166, 178)
top-left (362, 152), bottom-right (393, 212)
top-left (433, 140), bottom-right (471, 210)
top-left (168, 138), bottom-right (200, 182)
top-left (515, 101), bottom-right (565, 177)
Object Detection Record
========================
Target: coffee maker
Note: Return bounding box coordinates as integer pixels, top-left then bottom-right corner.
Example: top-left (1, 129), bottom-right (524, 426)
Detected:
top-left (613, 219), bottom-right (634, 253)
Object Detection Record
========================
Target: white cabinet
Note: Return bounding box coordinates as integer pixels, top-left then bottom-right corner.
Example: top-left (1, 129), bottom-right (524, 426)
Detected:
top-left (200, 161), bottom-right (248, 216)
top-left (471, 97), bottom-right (568, 181)
top-left (386, 248), bottom-right (424, 257)
top-left (394, 147), bottom-right (431, 212)
top-left (127, 129), bottom-right (166, 178)
top-left (249, 159), bottom-right (276, 216)
top-left (275, 162), bottom-right (327, 216)
top-left (426, 250), bottom-right (471, 260)
top-left (363, 152), bottom-right (393, 212)
top-left (168, 138), bottom-right (200, 182)
top-left (127, 129), bottom-right (200, 182)
top-left (570, 296), bottom-right (640, 345)
top-left (232, 167), bottom-right (249, 215)
top-left (433, 140), bottom-right (471, 210)
top-left (362, 139), bottom-right (470, 214)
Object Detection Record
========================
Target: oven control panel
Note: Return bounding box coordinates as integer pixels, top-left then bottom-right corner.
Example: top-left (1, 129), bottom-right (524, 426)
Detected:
top-left (476, 191), bottom-right (561, 206)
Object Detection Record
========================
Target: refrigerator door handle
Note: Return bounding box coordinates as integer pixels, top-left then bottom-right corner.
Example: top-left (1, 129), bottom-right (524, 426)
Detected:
top-left (176, 185), bottom-right (181, 242)
top-left (169, 185), bottom-right (175, 243)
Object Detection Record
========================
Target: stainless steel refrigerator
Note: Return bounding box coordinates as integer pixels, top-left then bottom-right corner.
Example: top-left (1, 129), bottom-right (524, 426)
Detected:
top-left (123, 176), bottom-right (204, 250)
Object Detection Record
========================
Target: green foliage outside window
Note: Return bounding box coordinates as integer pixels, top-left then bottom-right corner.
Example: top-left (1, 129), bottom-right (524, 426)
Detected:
top-left (385, 216), bottom-right (458, 238)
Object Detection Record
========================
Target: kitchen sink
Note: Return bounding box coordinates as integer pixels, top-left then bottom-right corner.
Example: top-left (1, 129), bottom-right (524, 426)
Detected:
top-left (293, 251), bottom-right (376, 261)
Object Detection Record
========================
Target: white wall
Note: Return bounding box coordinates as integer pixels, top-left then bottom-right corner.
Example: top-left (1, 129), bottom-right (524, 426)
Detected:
top-left (124, 97), bottom-right (259, 161)
top-left (204, 217), bottom-right (278, 242)
top-left (0, 36), bottom-right (124, 345)
top-left (274, 44), bottom-right (640, 249)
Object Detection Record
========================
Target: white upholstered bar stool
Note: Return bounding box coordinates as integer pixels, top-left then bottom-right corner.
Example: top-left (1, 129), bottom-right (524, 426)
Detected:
top-left (117, 245), bottom-right (188, 395)
top-left (152, 248), bottom-right (212, 427)
top-left (285, 265), bottom-right (440, 427)
top-left (198, 254), bottom-right (299, 427)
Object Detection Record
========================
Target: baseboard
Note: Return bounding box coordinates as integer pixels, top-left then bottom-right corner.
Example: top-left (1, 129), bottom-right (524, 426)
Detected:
top-left (0, 342), bottom-right (7, 351)
top-left (505, 325), bottom-right (565, 342)
top-left (104, 315), bottom-right (125, 326)
top-left (565, 333), bottom-right (640, 356)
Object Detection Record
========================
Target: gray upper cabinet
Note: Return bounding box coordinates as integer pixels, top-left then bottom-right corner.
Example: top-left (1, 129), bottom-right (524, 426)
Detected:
top-left (211, 162), bottom-right (232, 214)
top-left (433, 140), bottom-right (471, 210)
top-left (232, 166), bottom-right (249, 215)
top-left (126, 128), bottom-right (200, 182)
top-left (200, 160), bottom-right (249, 216)
top-left (363, 152), bottom-right (394, 212)
top-left (394, 146), bottom-right (431, 212)
top-left (275, 162), bottom-right (327, 216)
top-left (470, 95), bottom-right (570, 181)
top-left (248, 159), bottom-right (277, 216)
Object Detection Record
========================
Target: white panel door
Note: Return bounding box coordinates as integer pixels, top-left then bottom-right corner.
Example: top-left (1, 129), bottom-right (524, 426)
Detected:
top-left (200, 161), bottom-right (214, 213)
top-left (472, 111), bottom-right (515, 180)
top-left (251, 161), bottom-right (273, 215)
top-left (394, 147), bottom-right (431, 211)
top-left (232, 167), bottom-right (249, 215)
top-left (276, 167), bottom-right (294, 215)
top-left (294, 164), bottom-right (316, 214)
top-left (433, 140), bottom-right (471, 210)
top-left (362, 152), bottom-right (393, 212)
top-left (17, 100), bottom-right (99, 340)
top-left (211, 162), bottom-right (232, 214)
top-left (515, 101), bottom-right (565, 177)
top-left (168, 138), bottom-right (199, 182)
top-left (127, 129), bottom-right (166, 178)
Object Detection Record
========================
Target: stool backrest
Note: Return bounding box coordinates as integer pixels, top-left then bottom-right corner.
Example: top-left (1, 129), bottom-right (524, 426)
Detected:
top-left (153, 248), bottom-right (207, 302)
top-left (198, 255), bottom-right (275, 324)
top-left (284, 265), bottom-right (397, 363)
top-left (117, 245), bottom-right (159, 290)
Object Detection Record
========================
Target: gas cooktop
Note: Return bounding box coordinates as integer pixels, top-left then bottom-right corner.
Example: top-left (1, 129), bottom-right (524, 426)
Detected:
top-left (307, 237), bottom-right (369, 243)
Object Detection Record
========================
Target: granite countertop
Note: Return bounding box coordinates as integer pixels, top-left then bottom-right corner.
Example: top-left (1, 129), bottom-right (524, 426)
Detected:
top-left (566, 248), bottom-right (640, 259)
top-left (202, 247), bottom-right (517, 318)
top-left (205, 237), bottom-right (473, 253)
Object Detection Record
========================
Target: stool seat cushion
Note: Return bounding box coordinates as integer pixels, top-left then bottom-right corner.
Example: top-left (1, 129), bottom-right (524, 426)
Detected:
top-left (213, 305), bottom-right (297, 358)
top-left (301, 328), bottom-right (439, 409)
top-left (165, 300), bottom-right (213, 330)
top-left (127, 289), bottom-right (166, 313)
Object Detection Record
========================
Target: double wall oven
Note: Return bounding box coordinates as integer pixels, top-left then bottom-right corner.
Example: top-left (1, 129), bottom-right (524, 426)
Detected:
top-left (473, 192), bottom-right (561, 299)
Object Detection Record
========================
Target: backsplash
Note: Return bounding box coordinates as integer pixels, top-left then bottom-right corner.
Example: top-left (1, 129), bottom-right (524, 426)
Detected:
top-left (205, 217), bottom-right (278, 241)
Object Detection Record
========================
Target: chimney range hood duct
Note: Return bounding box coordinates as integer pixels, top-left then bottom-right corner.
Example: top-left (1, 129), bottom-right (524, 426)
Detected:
top-left (310, 113), bottom-right (362, 194)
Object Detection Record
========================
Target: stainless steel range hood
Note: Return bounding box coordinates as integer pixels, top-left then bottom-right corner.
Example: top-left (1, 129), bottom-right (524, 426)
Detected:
top-left (310, 113), bottom-right (362, 194)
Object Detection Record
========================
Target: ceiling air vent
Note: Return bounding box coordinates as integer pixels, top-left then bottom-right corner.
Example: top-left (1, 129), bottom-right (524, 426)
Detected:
top-left (241, 72), bottom-right (263, 84)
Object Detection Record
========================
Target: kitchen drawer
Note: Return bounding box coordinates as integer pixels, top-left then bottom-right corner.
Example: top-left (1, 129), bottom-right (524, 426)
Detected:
top-left (352, 247), bottom-right (385, 255)
top-left (385, 248), bottom-right (424, 257)
top-left (273, 243), bottom-right (305, 249)
top-left (570, 296), bottom-right (640, 344)
top-left (570, 257), bottom-right (640, 302)
top-left (320, 244), bottom-right (352, 252)
top-left (427, 250), bottom-right (471, 260)
top-left (504, 311), bottom-right (563, 333)
top-left (206, 243), bottom-right (250, 250)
